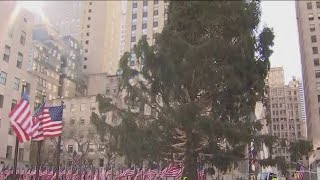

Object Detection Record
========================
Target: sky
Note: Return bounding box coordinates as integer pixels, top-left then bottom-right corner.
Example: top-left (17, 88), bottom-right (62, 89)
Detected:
top-left (261, 1), bottom-right (301, 83)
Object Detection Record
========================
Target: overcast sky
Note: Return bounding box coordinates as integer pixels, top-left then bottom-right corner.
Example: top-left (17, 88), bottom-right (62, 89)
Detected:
top-left (261, 1), bottom-right (301, 83)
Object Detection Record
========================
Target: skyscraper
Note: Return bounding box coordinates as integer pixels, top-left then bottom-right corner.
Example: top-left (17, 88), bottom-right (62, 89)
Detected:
top-left (266, 67), bottom-right (306, 161)
top-left (296, 0), bottom-right (320, 168)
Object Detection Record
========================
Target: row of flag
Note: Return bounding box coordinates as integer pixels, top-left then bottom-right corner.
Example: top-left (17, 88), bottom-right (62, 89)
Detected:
top-left (0, 164), bottom-right (205, 180)
top-left (8, 91), bottom-right (63, 143)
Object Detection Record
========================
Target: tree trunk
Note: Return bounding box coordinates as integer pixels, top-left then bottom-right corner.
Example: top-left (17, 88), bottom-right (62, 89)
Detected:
top-left (182, 133), bottom-right (198, 180)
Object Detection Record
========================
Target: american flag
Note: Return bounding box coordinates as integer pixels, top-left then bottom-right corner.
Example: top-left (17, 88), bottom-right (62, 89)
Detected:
top-left (8, 91), bottom-right (32, 143)
top-left (31, 103), bottom-right (63, 140)
top-left (295, 163), bottom-right (305, 180)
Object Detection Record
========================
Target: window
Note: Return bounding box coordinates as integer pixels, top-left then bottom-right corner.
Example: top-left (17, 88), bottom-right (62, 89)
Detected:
top-left (99, 158), bottom-right (104, 167)
top-left (67, 145), bottom-right (73, 153)
top-left (154, 10), bottom-right (158, 16)
top-left (317, 2), bottom-right (320, 8)
top-left (88, 9), bottom-right (92, 13)
top-left (6, 146), bottom-right (12, 159)
top-left (80, 103), bottom-right (86, 112)
top-left (20, 31), bottom-right (26, 45)
top-left (87, 24), bottom-right (90, 28)
top-left (89, 2), bottom-right (93, 5)
top-left (18, 148), bottom-right (24, 161)
top-left (23, 18), bottom-right (27, 23)
top-left (83, 65), bottom-right (87, 69)
top-left (85, 49), bottom-right (88, 53)
top-left (90, 102), bottom-right (96, 110)
top-left (133, 2), bottom-right (137, 8)
top-left (310, 24), bottom-right (315, 32)
top-left (309, 13), bottom-right (315, 21)
top-left (142, 23), bottom-right (147, 29)
top-left (85, 40), bottom-right (89, 44)
top-left (318, 12), bottom-right (320, 20)
top-left (12, 77), bottom-right (20, 91)
top-left (307, 2), bottom-right (313, 9)
top-left (17, 52), bottom-right (23, 68)
top-left (80, 118), bottom-right (85, 124)
top-left (3, 45), bottom-right (11, 62)
top-left (143, 0), bottom-right (148, 6)
top-left (153, 21), bottom-right (158, 27)
top-left (8, 25), bottom-right (14, 38)
top-left (132, 25), bottom-right (136, 31)
top-left (84, 57), bottom-right (87, 61)
top-left (143, 12), bottom-right (148, 17)
top-left (70, 104), bottom-right (76, 112)
top-left (0, 71), bottom-right (7, 85)
top-left (315, 58), bottom-right (320, 66)
top-left (318, 95), bottom-right (320, 102)
top-left (132, 13), bottom-right (137, 19)
top-left (70, 118), bottom-right (75, 125)
top-left (154, 0), bottom-right (159, 5)
top-left (88, 17), bottom-right (91, 20)
top-left (11, 99), bottom-right (17, 111)
top-left (86, 32), bottom-right (90, 36)
top-left (131, 36), bottom-right (136, 42)
top-left (312, 35), bottom-right (317, 43)
top-left (313, 47), bottom-right (318, 54)
top-left (0, 94), bottom-right (3, 108)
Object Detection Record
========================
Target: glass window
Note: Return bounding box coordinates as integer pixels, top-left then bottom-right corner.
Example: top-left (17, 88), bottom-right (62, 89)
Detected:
top-left (143, 12), bottom-right (148, 17)
top-left (132, 25), bottom-right (136, 31)
top-left (80, 118), bottom-right (85, 124)
top-left (142, 23), bottom-right (147, 29)
top-left (18, 148), bottom-right (24, 161)
top-left (132, 13), bottom-right (137, 19)
top-left (307, 2), bottom-right (313, 9)
top-left (17, 52), bottom-right (23, 68)
top-left (143, 0), bottom-right (148, 6)
top-left (313, 47), bottom-right (318, 54)
top-left (13, 77), bottom-right (20, 91)
top-left (154, 0), bottom-right (159, 5)
top-left (80, 103), bottom-right (86, 112)
top-left (316, 71), bottom-right (320, 78)
top-left (309, 13), bottom-right (314, 21)
top-left (310, 24), bottom-right (316, 32)
top-left (6, 146), bottom-right (12, 159)
top-left (70, 104), bottom-right (76, 112)
top-left (88, 9), bottom-right (92, 13)
top-left (67, 145), bottom-right (73, 153)
top-left (20, 31), bottom-right (26, 45)
top-left (315, 58), bottom-right (320, 66)
top-left (0, 71), bottom-right (7, 85)
top-left (131, 36), bottom-right (136, 42)
top-left (3, 45), bottom-right (11, 62)
top-left (317, 2), bottom-right (320, 8)
top-left (154, 10), bottom-right (158, 16)
top-left (90, 102), bottom-right (96, 110)
top-left (70, 118), bottom-right (75, 125)
top-left (153, 21), bottom-right (158, 27)
top-left (133, 2), bottom-right (137, 8)
top-left (8, 25), bottom-right (14, 38)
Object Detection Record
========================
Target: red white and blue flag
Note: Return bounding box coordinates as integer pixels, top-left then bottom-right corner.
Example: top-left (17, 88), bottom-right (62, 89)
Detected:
top-left (8, 91), bottom-right (32, 143)
top-left (31, 103), bottom-right (63, 141)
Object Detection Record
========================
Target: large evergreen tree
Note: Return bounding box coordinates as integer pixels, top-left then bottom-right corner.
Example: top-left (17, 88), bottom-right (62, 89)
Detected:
top-left (93, 1), bottom-right (276, 179)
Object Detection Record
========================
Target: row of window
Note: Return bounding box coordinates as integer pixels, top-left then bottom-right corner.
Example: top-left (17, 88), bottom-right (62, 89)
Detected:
top-left (307, 2), bottom-right (320, 10)
top-left (7, 26), bottom-right (26, 46)
top-left (6, 146), bottom-right (24, 161)
top-left (3, 45), bottom-right (23, 68)
top-left (69, 102), bottom-right (96, 112)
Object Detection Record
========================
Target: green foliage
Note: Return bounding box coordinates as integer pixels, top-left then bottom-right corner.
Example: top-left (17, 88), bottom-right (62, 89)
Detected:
top-left (289, 140), bottom-right (313, 162)
top-left (93, 1), bottom-right (276, 178)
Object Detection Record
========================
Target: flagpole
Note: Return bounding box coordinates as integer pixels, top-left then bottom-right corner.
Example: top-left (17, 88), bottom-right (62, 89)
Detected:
top-left (35, 93), bottom-right (46, 180)
top-left (13, 82), bottom-right (26, 179)
top-left (55, 100), bottom-right (64, 180)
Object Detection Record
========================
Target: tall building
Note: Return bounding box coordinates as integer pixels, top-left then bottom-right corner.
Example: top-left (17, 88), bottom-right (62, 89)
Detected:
top-left (80, 1), bottom-right (123, 75)
top-left (125, 0), bottom-right (168, 68)
top-left (296, 0), bottom-right (320, 171)
top-left (29, 24), bottom-right (88, 104)
top-left (0, 1), bottom-right (37, 165)
top-left (266, 67), bottom-right (307, 162)
top-left (34, 1), bottom-right (83, 41)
